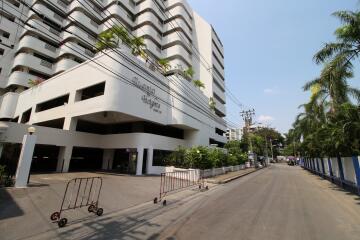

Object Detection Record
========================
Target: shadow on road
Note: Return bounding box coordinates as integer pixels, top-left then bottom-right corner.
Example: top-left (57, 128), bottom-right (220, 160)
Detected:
top-left (0, 188), bottom-right (24, 220)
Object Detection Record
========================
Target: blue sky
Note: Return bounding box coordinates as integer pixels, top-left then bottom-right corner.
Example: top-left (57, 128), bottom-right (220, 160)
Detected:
top-left (187, 0), bottom-right (360, 134)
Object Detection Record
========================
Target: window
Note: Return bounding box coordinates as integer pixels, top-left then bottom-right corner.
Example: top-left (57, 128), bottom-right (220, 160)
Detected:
top-left (1, 30), bottom-right (10, 38)
top-left (153, 150), bottom-right (173, 166)
top-left (20, 109), bottom-right (32, 123)
top-left (36, 94), bottom-right (69, 112)
top-left (78, 82), bottom-right (105, 101)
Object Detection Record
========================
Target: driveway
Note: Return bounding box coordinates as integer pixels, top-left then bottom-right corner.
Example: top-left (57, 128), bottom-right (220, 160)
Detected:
top-left (0, 172), bottom-right (160, 240)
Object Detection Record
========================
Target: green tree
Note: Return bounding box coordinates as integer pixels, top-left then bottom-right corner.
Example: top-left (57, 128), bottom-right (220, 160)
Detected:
top-left (130, 37), bottom-right (146, 56)
top-left (314, 11), bottom-right (360, 71)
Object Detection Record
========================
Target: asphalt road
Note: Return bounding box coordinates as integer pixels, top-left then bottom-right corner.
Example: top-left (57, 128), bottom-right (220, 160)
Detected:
top-left (158, 164), bottom-right (360, 240)
top-left (3, 164), bottom-right (360, 240)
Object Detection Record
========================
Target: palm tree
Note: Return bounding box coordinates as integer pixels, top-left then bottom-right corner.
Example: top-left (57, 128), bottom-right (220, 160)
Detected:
top-left (95, 29), bottom-right (117, 52)
top-left (158, 58), bottom-right (171, 73)
top-left (314, 11), bottom-right (360, 70)
top-left (303, 63), bottom-right (360, 113)
top-left (192, 79), bottom-right (205, 89)
top-left (131, 37), bottom-right (146, 56)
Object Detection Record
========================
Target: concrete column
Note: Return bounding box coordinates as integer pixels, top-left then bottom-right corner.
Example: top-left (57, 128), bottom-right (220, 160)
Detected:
top-left (136, 147), bottom-right (144, 176)
top-left (337, 156), bottom-right (345, 181)
top-left (321, 158), bottom-right (325, 175)
top-left (61, 146), bottom-right (73, 173)
top-left (15, 134), bottom-right (37, 188)
top-left (328, 157), bottom-right (333, 181)
top-left (63, 117), bottom-right (77, 131)
top-left (351, 156), bottom-right (360, 191)
top-left (56, 147), bottom-right (65, 172)
top-left (146, 146), bottom-right (154, 174)
top-left (102, 149), bottom-right (115, 170)
top-left (316, 158), bottom-right (321, 172)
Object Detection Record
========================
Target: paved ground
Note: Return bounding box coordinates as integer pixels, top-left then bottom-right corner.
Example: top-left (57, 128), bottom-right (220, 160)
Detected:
top-left (0, 172), bottom-right (161, 240)
top-left (1, 164), bottom-right (360, 240)
top-left (206, 167), bottom-right (258, 183)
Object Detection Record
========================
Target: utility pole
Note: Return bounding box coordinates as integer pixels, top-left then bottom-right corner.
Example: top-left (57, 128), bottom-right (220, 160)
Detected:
top-left (240, 109), bottom-right (255, 166)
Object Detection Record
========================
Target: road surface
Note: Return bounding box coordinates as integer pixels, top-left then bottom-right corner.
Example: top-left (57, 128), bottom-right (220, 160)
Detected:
top-left (3, 164), bottom-right (360, 240)
top-left (157, 164), bottom-right (360, 240)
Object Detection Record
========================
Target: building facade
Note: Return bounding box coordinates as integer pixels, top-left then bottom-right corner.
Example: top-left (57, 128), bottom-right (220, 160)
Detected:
top-left (0, 0), bottom-right (226, 175)
top-left (226, 128), bottom-right (242, 141)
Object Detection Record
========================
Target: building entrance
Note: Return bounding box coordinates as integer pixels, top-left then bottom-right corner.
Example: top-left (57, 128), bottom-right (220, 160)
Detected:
top-left (113, 149), bottom-right (137, 174)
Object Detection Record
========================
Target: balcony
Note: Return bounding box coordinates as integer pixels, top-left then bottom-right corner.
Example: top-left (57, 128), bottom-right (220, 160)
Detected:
top-left (162, 45), bottom-right (192, 66)
top-left (58, 42), bottom-right (95, 60)
top-left (214, 97), bottom-right (226, 116)
top-left (135, 11), bottom-right (163, 32)
top-left (13, 53), bottom-right (54, 76)
top-left (17, 35), bottom-right (58, 59)
top-left (166, 4), bottom-right (192, 28)
top-left (7, 71), bottom-right (39, 88)
top-left (32, 3), bottom-right (64, 26)
top-left (68, 0), bottom-right (103, 21)
top-left (105, 4), bottom-right (134, 28)
top-left (21, 19), bottom-right (62, 43)
top-left (164, 18), bottom-right (192, 42)
top-left (0, 92), bottom-right (19, 119)
top-left (213, 84), bottom-right (225, 103)
top-left (68, 11), bottom-right (100, 34)
top-left (62, 25), bottom-right (96, 48)
top-left (53, 57), bottom-right (79, 74)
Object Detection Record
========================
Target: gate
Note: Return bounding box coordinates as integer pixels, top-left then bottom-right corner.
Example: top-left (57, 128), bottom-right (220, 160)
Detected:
top-left (153, 170), bottom-right (208, 206)
top-left (50, 177), bottom-right (103, 228)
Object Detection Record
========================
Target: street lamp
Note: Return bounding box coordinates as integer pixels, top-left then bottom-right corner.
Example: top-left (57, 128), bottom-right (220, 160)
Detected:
top-left (28, 126), bottom-right (36, 135)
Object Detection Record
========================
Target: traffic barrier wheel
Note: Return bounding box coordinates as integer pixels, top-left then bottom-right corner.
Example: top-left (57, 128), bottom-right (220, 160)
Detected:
top-left (88, 205), bottom-right (95, 213)
top-left (96, 208), bottom-right (103, 216)
top-left (205, 186), bottom-right (209, 190)
top-left (162, 200), bottom-right (167, 206)
top-left (153, 197), bottom-right (158, 204)
top-left (50, 212), bottom-right (60, 221)
top-left (58, 218), bottom-right (67, 228)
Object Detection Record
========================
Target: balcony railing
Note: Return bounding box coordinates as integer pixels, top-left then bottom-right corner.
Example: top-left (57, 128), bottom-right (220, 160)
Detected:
top-left (57, 0), bottom-right (68, 9)
top-left (44, 43), bottom-right (57, 53)
top-left (49, 27), bottom-right (61, 35)
top-left (84, 49), bottom-right (95, 57)
top-left (40, 60), bottom-right (53, 69)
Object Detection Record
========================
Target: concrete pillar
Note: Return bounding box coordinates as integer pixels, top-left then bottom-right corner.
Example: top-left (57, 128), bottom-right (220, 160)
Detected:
top-left (61, 146), bottom-right (73, 173)
top-left (337, 156), bottom-right (345, 181)
top-left (136, 147), bottom-right (144, 176)
top-left (146, 146), bottom-right (154, 174)
top-left (63, 117), bottom-right (77, 131)
top-left (102, 149), bottom-right (115, 170)
top-left (321, 158), bottom-right (325, 175)
top-left (351, 156), bottom-right (360, 191)
top-left (15, 134), bottom-right (37, 188)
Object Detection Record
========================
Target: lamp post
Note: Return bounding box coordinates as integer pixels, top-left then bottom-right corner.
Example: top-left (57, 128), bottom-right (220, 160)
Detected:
top-left (15, 126), bottom-right (37, 188)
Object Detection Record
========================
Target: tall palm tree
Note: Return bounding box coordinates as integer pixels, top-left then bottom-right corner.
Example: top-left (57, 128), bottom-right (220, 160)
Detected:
top-left (303, 63), bottom-right (360, 113)
top-left (95, 29), bottom-right (117, 51)
top-left (314, 10), bottom-right (360, 70)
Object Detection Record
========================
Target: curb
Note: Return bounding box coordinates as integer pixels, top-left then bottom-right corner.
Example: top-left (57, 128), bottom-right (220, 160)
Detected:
top-left (207, 167), bottom-right (268, 184)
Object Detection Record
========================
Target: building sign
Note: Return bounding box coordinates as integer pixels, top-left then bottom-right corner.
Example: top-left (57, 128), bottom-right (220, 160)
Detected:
top-left (132, 77), bottom-right (162, 114)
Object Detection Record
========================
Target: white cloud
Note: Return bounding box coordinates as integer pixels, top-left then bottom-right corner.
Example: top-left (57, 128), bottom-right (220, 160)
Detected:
top-left (258, 115), bottom-right (275, 123)
top-left (263, 87), bottom-right (280, 95)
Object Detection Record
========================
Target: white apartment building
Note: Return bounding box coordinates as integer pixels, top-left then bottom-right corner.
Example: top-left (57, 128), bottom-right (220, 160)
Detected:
top-left (226, 128), bottom-right (242, 141)
top-left (0, 0), bottom-right (227, 175)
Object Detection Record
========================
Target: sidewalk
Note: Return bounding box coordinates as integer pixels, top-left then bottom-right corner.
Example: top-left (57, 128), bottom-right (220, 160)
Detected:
top-left (206, 167), bottom-right (264, 184)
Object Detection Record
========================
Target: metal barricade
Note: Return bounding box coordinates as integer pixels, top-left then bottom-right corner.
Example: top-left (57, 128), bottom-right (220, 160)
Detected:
top-left (153, 170), bottom-right (208, 206)
top-left (50, 177), bottom-right (103, 228)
